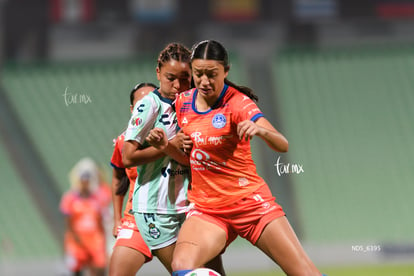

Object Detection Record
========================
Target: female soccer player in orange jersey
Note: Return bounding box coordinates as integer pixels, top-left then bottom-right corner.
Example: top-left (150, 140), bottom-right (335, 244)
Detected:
top-left (146, 40), bottom-right (324, 276)
top-left (60, 171), bottom-right (107, 276)
top-left (109, 82), bottom-right (156, 276)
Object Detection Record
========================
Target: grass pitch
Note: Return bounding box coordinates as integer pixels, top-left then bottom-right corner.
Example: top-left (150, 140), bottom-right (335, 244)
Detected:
top-left (228, 263), bottom-right (414, 276)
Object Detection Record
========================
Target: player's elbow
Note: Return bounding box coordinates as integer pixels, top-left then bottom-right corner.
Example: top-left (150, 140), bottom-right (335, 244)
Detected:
top-left (275, 139), bottom-right (288, 153)
top-left (122, 154), bottom-right (134, 168)
top-left (279, 141), bottom-right (289, 152)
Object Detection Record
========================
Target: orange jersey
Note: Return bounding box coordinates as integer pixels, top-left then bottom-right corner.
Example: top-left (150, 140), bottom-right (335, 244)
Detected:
top-left (175, 85), bottom-right (266, 208)
top-left (110, 133), bottom-right (137, 220)
top-left (60, 191), bottom-right (104, 234)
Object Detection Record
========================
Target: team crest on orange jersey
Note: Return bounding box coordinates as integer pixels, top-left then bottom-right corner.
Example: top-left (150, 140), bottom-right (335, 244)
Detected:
top-left (212, 113), bottom-right (226, 129)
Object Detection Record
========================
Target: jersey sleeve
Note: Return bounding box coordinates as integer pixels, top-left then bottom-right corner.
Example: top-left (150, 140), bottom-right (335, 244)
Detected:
top-left (125, 95), bottom-right (158, 145)
top-left (232, 94), bottom-right (264, 124)
top-left (110, 136), bottom-right (124, 169)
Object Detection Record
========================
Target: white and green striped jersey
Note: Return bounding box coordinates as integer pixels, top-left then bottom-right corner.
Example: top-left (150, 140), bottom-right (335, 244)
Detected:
top-left (125, 90), bottom-right (189, 214)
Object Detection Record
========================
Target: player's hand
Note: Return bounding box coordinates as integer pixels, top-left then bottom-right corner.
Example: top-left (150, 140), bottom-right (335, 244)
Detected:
top-left (113, 219), bottom-right (122, 238)
top-left (237, 120), bottom-right (260, 141)
top-left (171, 130), bottom-right (193, 154)
top-left (146, 128), bottom-right (168, 150)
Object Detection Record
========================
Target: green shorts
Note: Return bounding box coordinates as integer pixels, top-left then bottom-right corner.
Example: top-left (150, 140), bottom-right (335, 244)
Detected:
top-left (134, 212), bottom-right (186, 250)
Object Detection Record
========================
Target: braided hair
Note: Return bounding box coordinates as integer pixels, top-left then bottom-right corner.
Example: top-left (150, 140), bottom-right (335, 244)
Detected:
top-left (157, 42), bottom-right (191, 70)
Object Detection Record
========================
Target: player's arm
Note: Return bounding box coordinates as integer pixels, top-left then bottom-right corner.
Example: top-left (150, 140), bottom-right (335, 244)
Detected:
top-left (123, 96), bottom-right (169, 167)
top-left (111, 167), bottom-right (126, 237)
top-left (122, 141), bottom-right (166, 167)
top-left (64, 215), bottom-right (83, 245)
top-left (237, 117), bottom-right (288, 153)
top-left (146, 128), bottom-right (190, 166)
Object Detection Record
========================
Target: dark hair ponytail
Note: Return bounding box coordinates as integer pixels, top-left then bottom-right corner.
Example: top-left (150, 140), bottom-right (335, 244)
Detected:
top-left (224, 79), bottom-right (258, 102)
top-left (191, 40), bottom-right (259, 102)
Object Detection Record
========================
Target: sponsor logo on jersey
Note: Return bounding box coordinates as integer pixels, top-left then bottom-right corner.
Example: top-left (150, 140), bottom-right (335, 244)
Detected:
top-left (191, 132), bottom-right (233, 147)
top-left (212, 113), bottom-right (226, 129)
top-left (181, 117), bottom-right (188, 125)
top-left (137, 103), bottom-right (145, 113)
top-left (158, 114), bottom-right (169, 125)
top-left (191, 149), bottom-right (210, 161)
top-left (132, 117), bottom-right (142, 126)
top-left (190, 149), bottom-right (226, 171)
top-left (161, 167), bottom-right (190, 177)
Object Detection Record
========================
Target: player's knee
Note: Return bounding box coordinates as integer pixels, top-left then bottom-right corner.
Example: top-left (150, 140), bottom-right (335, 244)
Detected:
top-left (171, 254), bottom-right (196, 271)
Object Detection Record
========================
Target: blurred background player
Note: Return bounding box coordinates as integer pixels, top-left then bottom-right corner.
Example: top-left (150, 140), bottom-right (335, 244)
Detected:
top-left (60, 162), bottom-right (107, 276)
top-left (109, 82), bottom-right (157, 276)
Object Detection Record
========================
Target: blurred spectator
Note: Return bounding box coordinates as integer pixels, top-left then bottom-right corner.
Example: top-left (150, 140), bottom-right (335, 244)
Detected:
top-left (60, 158), bottom-right (108, 276)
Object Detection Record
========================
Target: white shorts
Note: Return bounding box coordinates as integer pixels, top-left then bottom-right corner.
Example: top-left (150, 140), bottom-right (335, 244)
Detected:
top-left (134, 212), bottom-right (186, 250)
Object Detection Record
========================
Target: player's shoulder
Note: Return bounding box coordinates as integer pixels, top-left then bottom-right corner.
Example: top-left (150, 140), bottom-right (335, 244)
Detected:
top-left (112, 131), bottom-right (125, 145)
top-left (225, 87), bottom-right (254, 107)
top-left (225, 86), bottom-right (248, 100)
top-left (175, 89), bottom-right (195, 110)
top-left (114, 133), bottom-right (126, 147)
top-left (135, 91), bottom-right (158, 105)
top-left (61, 190), bottom-right (76, 202)
top-left (178, 89), bottom-right (195, 101)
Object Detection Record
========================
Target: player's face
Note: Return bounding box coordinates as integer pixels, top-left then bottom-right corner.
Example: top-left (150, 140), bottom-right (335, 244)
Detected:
top-left (192, 59), bottom-right (228, 100)
top-left (79, 178), bottom-right (91, 194)
top-left (130, 86), bottom-right (154, 113)
top-left (157, 60), bottom-right (191, 100)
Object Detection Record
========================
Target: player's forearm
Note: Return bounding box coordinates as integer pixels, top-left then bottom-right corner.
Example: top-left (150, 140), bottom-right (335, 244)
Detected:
top-left (163, 142), bottom-right (190, 166)
top-left (259, 128), bottom-right (289, 152)
top-left (111, 169), bottom-right (125, 220)
top-left (255, 117), bottom-right (289, 153)
top-left (112, 193), bottom-right (124, 223)
top-left (123, 141), bottom-right (166, 167)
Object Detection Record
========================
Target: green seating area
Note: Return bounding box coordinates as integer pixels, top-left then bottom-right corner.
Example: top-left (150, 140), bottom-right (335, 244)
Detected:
top-left (273, 45), bottom-right (414, 243)
top-left (0, 140), bottom-right (60, 259)
top-left (2, 57), bottom-right (158, 193)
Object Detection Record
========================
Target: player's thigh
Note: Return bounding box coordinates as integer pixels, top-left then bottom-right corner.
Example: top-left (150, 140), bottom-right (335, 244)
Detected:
top-left (109, 245), bottom-right (146, 276)
top-left (256, 216), bottom-right (318, 275)
top-left (173, 216), bottom-right (227, 269)
top-left (152, 242), bottom-right (176, 273)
